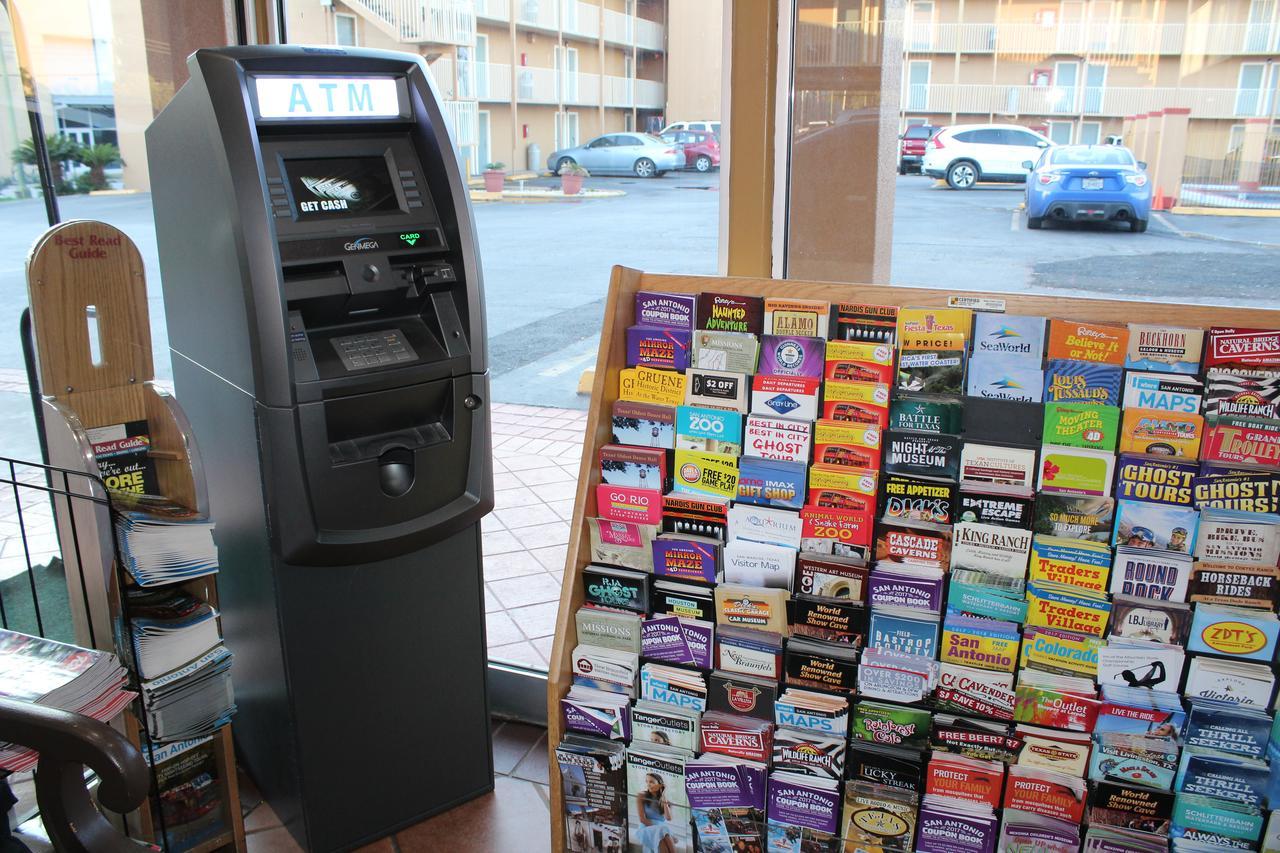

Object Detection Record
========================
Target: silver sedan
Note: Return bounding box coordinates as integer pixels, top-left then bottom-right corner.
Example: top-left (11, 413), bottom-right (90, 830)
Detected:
top-left (546, 133), bottom-right (683, 178)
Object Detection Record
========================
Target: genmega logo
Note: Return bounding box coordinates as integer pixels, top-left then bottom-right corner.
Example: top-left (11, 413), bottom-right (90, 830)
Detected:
top-left (344, 236), bottom-right (379, 252)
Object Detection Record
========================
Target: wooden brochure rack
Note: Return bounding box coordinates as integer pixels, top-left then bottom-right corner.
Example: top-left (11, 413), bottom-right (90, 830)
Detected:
top-left (545, 265), bottom-right (1280, 851)
top-left (26, 220), bottom-right (246, 852)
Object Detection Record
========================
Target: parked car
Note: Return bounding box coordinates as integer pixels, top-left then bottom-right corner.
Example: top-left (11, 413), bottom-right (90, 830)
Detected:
top-left (898, 124), bottom-right (939, 174)
top-left (922, 123), bottom-right (1054, 189)
top-left (547, 133), bottom-right (683, 178)
top-left (660, 120), bottom-right (721, 137)
top-left (660, 130), bottom-right (721, 172)
top-left (1023, 144), bottom-right (1151, 232)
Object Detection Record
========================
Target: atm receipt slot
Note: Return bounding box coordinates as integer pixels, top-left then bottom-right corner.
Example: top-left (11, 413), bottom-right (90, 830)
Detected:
top-left (331, 329), bottom-right (419, 371)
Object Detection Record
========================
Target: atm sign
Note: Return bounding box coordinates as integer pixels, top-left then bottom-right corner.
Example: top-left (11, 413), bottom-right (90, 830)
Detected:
top-left (255, 76), bottom-right (401, 119)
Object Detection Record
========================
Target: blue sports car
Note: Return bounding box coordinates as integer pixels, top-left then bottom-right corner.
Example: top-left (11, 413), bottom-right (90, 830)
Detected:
top-left (1023, 145), bottom-right (1152, 233)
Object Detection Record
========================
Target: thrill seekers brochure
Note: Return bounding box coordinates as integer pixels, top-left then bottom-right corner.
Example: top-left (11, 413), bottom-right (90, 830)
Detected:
top-left (1125, 324), bottom-right (1204, 375)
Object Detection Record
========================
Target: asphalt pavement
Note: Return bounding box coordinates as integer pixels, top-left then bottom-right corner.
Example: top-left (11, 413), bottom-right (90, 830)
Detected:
top-left (0, 171), bottom-right (1277, 462)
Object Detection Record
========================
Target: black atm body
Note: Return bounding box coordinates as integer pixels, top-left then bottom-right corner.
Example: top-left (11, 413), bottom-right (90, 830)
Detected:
top-left (146, 46), bottom-right (493, 850)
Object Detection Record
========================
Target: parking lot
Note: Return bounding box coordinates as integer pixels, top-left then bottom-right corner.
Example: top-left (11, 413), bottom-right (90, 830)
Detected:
top-left (890, 173), bottom-right (1280, 304)
top-left (0, 167), bottom-right (1277, 461)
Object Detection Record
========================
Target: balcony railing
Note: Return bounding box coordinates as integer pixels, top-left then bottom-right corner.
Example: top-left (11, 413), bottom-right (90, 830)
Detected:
top-left (516, 0), bottom-right (560, 31)
top-left (911, 82), bottom-right (1280, 120)
top-left (442, 98), bottom-right (480, 147)
top-left (804, 17), bottom-right (1280, 63)
top-left (345, 0), bottom-right (477, 45)
top-left (475, 0), bottom-right (509, 21)
top-left (465, 61), bottom-right (663, 108)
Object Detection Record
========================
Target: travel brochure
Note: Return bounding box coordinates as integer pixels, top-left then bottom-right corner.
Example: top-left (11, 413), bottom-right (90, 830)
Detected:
top-left (561, 292), bottom-right (1280, 853)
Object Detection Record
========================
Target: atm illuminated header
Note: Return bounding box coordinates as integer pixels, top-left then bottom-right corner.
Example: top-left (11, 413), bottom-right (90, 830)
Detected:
top-left (253, 76), bottom-right (405, 120)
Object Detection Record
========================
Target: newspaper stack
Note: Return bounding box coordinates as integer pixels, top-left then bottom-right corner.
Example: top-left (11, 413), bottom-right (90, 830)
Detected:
top-left (127, 588), bottom-right (223, 680)
top-left (112, 494), bottom-right (218, 586)
top-left (0, 630), bottom-right (135, 772)
top-left (127, 587), bottom-right (235, 741)
top-left (141, 645), bottom-right (236, 741)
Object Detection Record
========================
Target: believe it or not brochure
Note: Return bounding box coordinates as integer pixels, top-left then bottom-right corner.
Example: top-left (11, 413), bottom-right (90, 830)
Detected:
top-left (966, 357), bottom-right (1044, 402)
top-left (1046, 319), bottom-right (1129, 365)
top-left (972, 313), bottom-right (1046, 361)
top-left (1039, 446), bottom-right (1116, 497)
top-left (1125, 324), bottom-right (1204, 375)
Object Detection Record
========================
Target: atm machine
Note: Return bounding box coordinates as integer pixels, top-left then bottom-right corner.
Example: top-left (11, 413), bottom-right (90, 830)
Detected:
top-left (146, 46), bottom-right (494, 850)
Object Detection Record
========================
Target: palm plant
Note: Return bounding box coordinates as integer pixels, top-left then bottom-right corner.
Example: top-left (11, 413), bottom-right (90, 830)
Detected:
top-left (13, 134), bottom-right (83, 189)
top-left (78, 143), bottom-right (123, 190)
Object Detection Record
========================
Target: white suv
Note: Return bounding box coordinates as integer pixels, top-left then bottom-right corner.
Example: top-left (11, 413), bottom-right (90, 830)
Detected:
top-left (660, 120), bottom-right (721, 137)
top-left (922, 124), bottom-right (1054, 189)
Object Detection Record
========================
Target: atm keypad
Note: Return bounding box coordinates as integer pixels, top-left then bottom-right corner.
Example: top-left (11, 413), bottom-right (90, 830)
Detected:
top-left (331, 330), bottom-right (418, 371)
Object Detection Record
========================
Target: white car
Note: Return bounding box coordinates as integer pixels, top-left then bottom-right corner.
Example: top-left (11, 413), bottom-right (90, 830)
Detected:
top-left (660, 119), bottom-right (721, 137)
top-left (922, 124), bottom-right (1054, 189)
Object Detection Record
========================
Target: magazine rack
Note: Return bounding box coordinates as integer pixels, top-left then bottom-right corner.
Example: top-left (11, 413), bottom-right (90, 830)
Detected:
top-left (26, 220), bottom-right (246, 852)
top-left (545, 265), bottom-right (1280, 851)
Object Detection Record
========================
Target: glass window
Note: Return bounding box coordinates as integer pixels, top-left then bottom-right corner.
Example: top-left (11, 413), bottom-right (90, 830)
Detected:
top-left (335, 13), bottom-right (357, 46)
top-left (782, 0), bottom-right (1280, 301)
top-left (280, 0), bottom-right (725, 674)
top-left (1050, 145), bottom-right (1135, 166)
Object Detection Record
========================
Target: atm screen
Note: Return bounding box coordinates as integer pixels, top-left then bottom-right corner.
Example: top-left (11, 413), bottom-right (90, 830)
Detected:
top-left (284, 156), bottom-right (402, 219)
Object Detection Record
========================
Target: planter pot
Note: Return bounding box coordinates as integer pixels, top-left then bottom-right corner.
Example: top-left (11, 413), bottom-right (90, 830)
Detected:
top-left (561, 174), bottom-right (584, 195)
top-left (483, 170), bottom-right (505, 193)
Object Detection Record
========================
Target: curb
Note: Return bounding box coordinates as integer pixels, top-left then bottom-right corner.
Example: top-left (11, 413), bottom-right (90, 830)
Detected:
top-left (469, 188), bottom-right (626, 203)
top-left (1170, 205), bottom-right (1280, 218)
top-left (1152, 211), bottom-right (1280, 249)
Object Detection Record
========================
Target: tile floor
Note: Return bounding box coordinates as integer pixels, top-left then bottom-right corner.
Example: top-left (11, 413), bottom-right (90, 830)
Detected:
top-left (482, 403), bottom-right (587, 670)
top-left (241, 719), bottom-right (553, 852)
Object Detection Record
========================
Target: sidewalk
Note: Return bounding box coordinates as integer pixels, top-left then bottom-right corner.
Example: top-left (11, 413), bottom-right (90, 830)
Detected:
top-left (482, 402), bottom-right (585, 670)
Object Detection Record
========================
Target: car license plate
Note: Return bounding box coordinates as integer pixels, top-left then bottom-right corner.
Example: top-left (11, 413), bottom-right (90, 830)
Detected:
top-left (1082, 178), bottom-right (1104, 190)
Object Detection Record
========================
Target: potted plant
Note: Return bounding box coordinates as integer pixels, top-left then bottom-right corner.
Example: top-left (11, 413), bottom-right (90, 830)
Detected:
top-left (483, 162), bottom-right (506, 193)
top-left (559, 161), bottom-right (588, 195)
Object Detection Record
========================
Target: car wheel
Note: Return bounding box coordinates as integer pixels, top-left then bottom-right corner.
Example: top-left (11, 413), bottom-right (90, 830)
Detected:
top-left (634, 158), bottom-right (657, 178)
top-left (1131, 219), bottom-right (1148, 233)
top-left (898, 162), bottom-right (907, 175)
top-left (556, 157), bottom-right (576, 174)
top-left (695, 155), bottom-right (712, 172)
top-left (1026, 214), bottom-right (1044, 230)
top-left (946, 161), bottom-right (978, 189)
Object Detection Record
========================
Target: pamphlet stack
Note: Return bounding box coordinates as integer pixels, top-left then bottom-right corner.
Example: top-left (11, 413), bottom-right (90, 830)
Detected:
top-left (557, 290), bottom-right (1280, 853)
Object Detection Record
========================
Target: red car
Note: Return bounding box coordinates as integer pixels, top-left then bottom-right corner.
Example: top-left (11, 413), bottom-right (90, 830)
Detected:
top-left (899, 124), bottom-right (939, 174)
top-left (661, 130), bottom-right (721, 172)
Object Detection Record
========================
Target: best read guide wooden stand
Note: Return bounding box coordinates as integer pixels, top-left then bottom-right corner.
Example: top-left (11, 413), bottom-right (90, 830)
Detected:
top-left (26, 220), bottom-right (245, 852)
top-left (545, 264), bottom-right (1279, 851)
